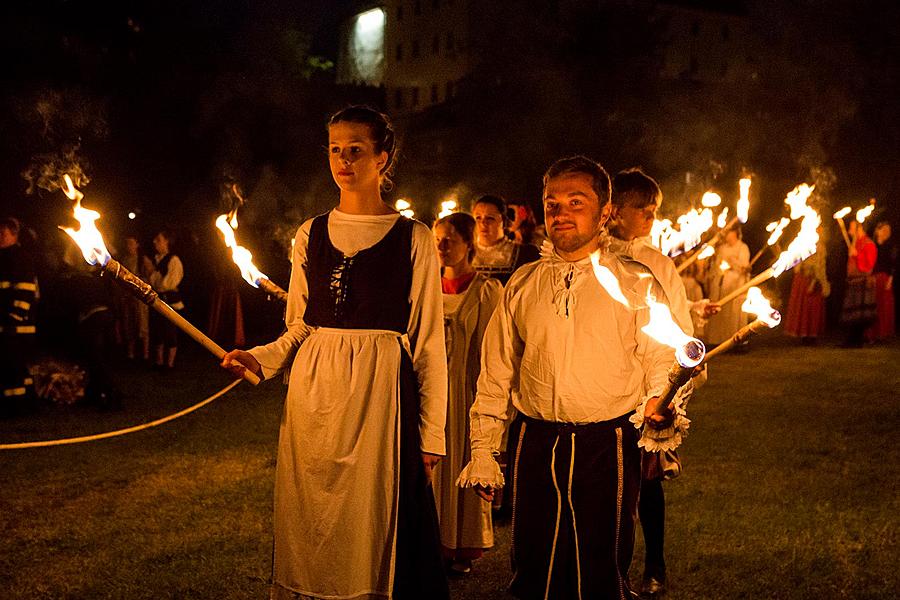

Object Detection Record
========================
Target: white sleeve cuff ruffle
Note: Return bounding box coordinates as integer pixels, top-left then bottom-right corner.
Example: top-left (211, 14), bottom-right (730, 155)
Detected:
top-left (456, 449), bottom-right (505, 489)
top-left (630, 382), bottom-right (693, 453)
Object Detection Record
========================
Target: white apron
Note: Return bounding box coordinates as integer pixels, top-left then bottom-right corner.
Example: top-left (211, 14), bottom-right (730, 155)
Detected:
top-left (273, 327), bottom-right (406, 599)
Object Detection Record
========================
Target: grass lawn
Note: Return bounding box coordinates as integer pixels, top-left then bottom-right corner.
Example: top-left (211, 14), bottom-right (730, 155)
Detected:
top-left (1, 335), bottom-right (898, 599)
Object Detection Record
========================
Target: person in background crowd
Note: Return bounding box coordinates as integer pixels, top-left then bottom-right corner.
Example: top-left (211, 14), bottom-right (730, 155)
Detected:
top-left (681, 261), bottom-right (708, 338)
top-left (507, 200), bottom-right (546, 247)
top-left (458, 156), bottom-right (677, 600)
top-left (472, 194), bottom-right (540, 285)
top-left (0, 217), bottom-right (37, 414)
top-left (608, 168), bottom-right (717, 599)
top-left (867, 221), bottom-right (895, 341)
top-left (432, 212), bottom-right (502, 577)
top-left (148, 230), bottom-right (185, 369)
top-left (841, 220), bottom-right (878, 347)
top-left (785, 230), bottom-right (830, 344)
top-left (705, 225), bottom-right (751, 347)
top-left (221, 106), bottom-right (449, 600)
top-left (114, 235), bottom-right (153, 361)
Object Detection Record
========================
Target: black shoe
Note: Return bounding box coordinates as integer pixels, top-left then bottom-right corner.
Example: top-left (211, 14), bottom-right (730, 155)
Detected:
top-left (640, 575), bottom-right (667, 598)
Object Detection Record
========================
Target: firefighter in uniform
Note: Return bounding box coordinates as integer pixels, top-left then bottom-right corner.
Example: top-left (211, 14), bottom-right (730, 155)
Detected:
top-left (0, 217), bottom-right (38, 414)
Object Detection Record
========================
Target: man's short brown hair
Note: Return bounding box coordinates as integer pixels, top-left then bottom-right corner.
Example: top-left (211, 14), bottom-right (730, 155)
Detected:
top-left (543, 156), bottom-right (611, 206)
top-left (612, 168), bottom-right (662, 210)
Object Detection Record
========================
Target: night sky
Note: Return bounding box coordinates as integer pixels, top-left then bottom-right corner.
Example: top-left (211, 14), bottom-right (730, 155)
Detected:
top-left (1, 0), bottom-right (898, 256)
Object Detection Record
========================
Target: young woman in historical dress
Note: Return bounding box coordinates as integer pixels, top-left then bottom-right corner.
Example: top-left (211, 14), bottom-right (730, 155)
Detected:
top-left (472, 194), bottom-right (540, 285)
top-left (431, 213), bottom-right (502, 576)
top-left (705, 226), bottom-right (751, 346)
top-left (841, 220), bottom-right (878, 347)
top-left (114, 235), bottom-right (153, 360)
top-left (222, 106), bottom-right (449, 600)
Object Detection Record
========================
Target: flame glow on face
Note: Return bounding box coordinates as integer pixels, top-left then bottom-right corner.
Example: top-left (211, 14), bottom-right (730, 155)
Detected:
top-left (766, 217), bottom-right (790, 246)
top-left (215, 214), bottom-right (268, 287)
top-left (833, 206), bottom-right (851, 219)
top-left (856, 203), bottom-right (874, 224)
top-left (741, 286), bottom-right (781, 327)
top-left (701, 192), bottom-right (721, 207)
top-left (737, 178), bottom-right (751, 223)
top-left (60, 175), bottom-right (111, 267)
top-left (717, 207), bottom-right (729, 228)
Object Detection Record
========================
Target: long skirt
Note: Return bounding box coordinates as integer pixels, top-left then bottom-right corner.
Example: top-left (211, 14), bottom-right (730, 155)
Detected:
top-left (866, 272), bottom-right (895, 341)
top-left (841, 275), bottom-right (877, 326)
top-left (784, 272), bottom-right (826, 338)
top-left (509, 414), bottom-right (640, 600)
top-left (271, 328), bottom-right (447, 600)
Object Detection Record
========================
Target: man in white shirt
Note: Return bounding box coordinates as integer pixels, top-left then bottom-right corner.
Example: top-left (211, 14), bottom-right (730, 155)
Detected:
top-left (458, 156), bottom-right (674, 599)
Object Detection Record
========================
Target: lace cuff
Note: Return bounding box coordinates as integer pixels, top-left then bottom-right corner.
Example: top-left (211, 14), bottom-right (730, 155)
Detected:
top-left (456, 449), bottom-right (505, 489)
top-left (630, 382), bottom-right (693, 453)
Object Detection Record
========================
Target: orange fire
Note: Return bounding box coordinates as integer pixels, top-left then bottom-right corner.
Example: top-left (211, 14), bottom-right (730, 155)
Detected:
top-left (590, 251), bottom-right (705, 368)
top-left (737, 177), bottom-right (751, 223)
top-left (766, 217), bottom-right (790, 246)
top-left (60, 175), bottom-right (112, 267)
top-left (741, 287), bottom-right (781, 328)
top-left (719, 260), bottom-right (731, 272)
top-left (215, 213), bottom-right (269, 288)
top-left (697, 245), bottom-right (715, 260)
top-left (717, 207), bottom-right (729, 228)
top-left (856, 201), bottom-right (875, 224)
top-left (832, 206), bottom-right (851, 220)
top-left (701, 191), bottom-right (722, 207)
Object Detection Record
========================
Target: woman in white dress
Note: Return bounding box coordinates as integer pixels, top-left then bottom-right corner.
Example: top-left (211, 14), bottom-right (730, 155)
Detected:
top-left (705, 226), bottom-right (751, 345)
top-left (222, 106), bottom-right (449, 600)
top-left (431, 212), bottom-right (502, 575)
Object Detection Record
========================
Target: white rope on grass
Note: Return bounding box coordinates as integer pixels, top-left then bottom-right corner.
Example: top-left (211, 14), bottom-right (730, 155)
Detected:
top-left (0, 379), bottom-right (243, 450)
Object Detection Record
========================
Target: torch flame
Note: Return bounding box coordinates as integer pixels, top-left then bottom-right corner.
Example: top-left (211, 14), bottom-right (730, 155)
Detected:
top-left (737, 178), bottom-right (751, 223)
top-left (741, 287), bottom-right (781, 328)
top-left (720, 260), bottom-right (731, 272)
top-left (784, 184), bottom-right (815, 220)
top-left (653, 208), bottom-right (714, 257)
top-left (832, 206), bottom-right (851, 219)
top-left (59, 175), bottom-right (111, 267)
top-left (766, 217), bottom-right (790, 246)
top-left (438, 199), bottom-right (458, 219)
top-left (590, 252), bottom-right (630, 307)
top-left (642, 294), bottom-right (706, 368)
top-left (215, 214), bottom-right (268, 288)
top-left (856, 202), bottom-right (875, 224)
top-left (697, 245), bottom-right (715, 260)
top-left (717, 207), bottom-right (729, 228)
top-left (771, 205), bottom-right (821, 276)
top-left (701, 192), bottom-right (721, 207)
top-left (395, 198), bottom-right (415, 218)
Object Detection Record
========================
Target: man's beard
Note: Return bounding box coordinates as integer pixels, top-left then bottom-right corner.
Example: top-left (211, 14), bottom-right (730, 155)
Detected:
top-left (549, 226), bottom-right (597, 254)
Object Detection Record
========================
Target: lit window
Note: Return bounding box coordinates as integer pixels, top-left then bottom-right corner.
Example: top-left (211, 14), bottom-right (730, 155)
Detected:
top-left (346, 8), bottom-right (386, 85)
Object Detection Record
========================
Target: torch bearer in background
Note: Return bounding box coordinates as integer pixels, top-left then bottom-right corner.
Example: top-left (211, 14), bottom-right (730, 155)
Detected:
top-left (59, 175), bottom-right (260, 385)
top-left (832, 206), bottom-right (852, 250)
top-left (701, 287), bottom-right (781, 362)
top-left (715, 184), bottom-right (821, 309)
top-left (215, 213), bottom-right (288, 303)
top-left (677, 177), bottom-right (752, 274)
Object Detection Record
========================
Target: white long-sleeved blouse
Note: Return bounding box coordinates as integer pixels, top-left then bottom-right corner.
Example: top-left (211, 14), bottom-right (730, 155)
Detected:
top-left (247, 209), bottom-right (448, 455)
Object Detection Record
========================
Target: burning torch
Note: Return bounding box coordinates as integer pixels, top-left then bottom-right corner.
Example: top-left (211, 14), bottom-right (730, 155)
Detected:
top-left (215, 213), bottom-right (288, 303)
top-left (832, 206), bottom-right (852, 250)
top-left (701, 287), bottom-right (781, 362)
top-left (676, 178), bottom-right (751, 274)
top-left (60, 176), bottom-right (260, 385)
